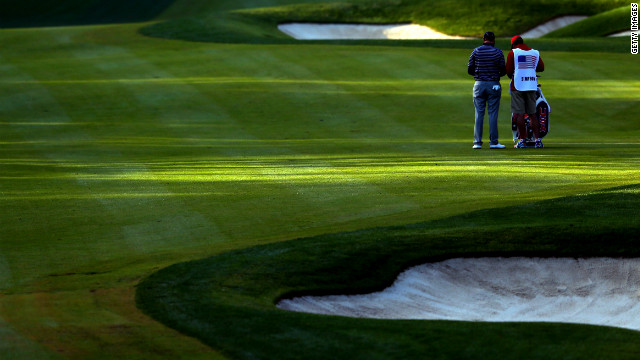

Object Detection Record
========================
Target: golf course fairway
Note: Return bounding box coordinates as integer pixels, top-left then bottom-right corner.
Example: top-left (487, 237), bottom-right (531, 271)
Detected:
top-left (1, 0), bottom-right (639, 359)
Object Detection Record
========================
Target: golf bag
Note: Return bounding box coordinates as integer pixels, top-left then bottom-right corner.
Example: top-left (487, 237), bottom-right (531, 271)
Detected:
top-left (512, 85), bottom-right (550, 146)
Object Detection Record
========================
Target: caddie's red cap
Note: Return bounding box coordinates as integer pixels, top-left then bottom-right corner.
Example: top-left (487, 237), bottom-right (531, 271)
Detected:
top-left (511, 35), bottom-right (523, 45)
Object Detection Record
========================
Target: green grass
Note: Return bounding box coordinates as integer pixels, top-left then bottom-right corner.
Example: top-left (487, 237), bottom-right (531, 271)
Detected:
top-left (141, 0), bottom-right (629, 42)
top-left (1, 0), bottom-right (640, 358)
top-left (137, 185), bottom-right (640, 360)
top-left (545, 5), bottom-right (632, 37)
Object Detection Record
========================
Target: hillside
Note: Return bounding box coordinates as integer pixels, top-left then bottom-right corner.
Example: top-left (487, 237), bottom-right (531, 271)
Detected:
top-left (141, 0), bottom-right (630, 43)
top-left (1, 0), bottom-right (630, 40)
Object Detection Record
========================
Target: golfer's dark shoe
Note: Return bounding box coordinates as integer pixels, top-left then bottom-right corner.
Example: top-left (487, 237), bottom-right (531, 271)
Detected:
top-left (514, 139), bottom-right (527, 148)
top-left (535, 139), bottom-right (544, 148)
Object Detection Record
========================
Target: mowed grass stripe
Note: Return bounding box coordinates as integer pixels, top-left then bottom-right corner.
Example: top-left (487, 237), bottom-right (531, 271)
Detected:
top-left (61, 37), bottom-right (421, 241)
top-left (166, 46), bottom-right (426, 232)
top-left (0, 57), bottom-right (128, 284)
top-left (213, 46), bottom-right (421, 141)
top-left (105, 44), bottom-right (420, 238)
top-left (0, 33), bottom-right (227, 286)
top-left (1, 28), bottom-right (636, 282)
top-left (64, 32), bottom-right (250, 258)
top-left (218, 49), bottom-right (484, 223)
top-left (340, 47), bottom-right (477, 139)
top-left (193, 46), bottom-right (593, 221)
top-left (0, 29), bottom-right (230, 359)
top-left (50, 37), bottom-right (235, 255)
top-left (163, 45), bottom-right (640, 228)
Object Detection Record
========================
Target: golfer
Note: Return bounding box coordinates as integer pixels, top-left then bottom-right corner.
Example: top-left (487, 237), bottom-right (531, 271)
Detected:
top-left (468, 31), bottom-right (507, 149)
top-left (507, 35), bottom-right (545, 148)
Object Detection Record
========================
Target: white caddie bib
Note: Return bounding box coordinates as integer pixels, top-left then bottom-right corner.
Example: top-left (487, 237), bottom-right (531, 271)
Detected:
top-left (513, 48), bottom-right (540, 91)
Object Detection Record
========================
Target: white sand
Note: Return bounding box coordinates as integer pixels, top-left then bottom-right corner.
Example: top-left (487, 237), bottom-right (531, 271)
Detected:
top-left (277, 23), bottom-right (470, 40)
top-left (609, 30), bottom-right (633, 37)
top-left (520, 16), bottom-right (588, 38)
top-left (278, 16), bottom-right (589, 40)
top-left (278, 257), bottom-right (640, 331)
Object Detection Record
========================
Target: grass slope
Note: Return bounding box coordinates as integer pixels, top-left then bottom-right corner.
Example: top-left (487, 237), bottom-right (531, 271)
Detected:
top-left (545, 5), bottom-right (632, 37)
top-left (137, 185), bottom-right (640, 360)
top-left (141, 0), bottom-right (629, 43)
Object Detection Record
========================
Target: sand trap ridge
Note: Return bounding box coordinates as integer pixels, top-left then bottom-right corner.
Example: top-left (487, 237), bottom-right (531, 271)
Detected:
top-left (520, 16), bottom-right (588, 38)
top-left (278, 258), bottom-right (640, 331)
top-left (278, 16), bottom-right (589, 40)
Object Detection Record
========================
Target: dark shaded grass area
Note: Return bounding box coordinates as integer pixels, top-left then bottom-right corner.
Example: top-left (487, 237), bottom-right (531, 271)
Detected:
top-left (138, 184), bottom-right (640, 360)
top-left (0, 0), bottom-right (176, 28)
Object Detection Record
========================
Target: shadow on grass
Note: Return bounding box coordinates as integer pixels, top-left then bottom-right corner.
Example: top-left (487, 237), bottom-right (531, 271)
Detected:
top-left (0, 0), bottom-right (176, 28)
top-left (137, 184), bottom-right (640, 360)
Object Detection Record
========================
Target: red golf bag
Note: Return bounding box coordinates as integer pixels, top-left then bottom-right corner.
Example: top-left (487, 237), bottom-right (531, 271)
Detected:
top-left (512, 85), bottom-right (550, 146)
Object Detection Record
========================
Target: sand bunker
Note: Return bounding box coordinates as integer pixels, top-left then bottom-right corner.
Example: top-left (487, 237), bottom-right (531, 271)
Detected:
top-left (278, 23), bottom-right (470, 40)
top-left (278, 257), bottom-right (640, 331)
top-left (609, 30), bottom-right (633, 37)
top-left (278, 16), bottom-right (589, 40)
top-left (520, 15), bottom-right (588, 38)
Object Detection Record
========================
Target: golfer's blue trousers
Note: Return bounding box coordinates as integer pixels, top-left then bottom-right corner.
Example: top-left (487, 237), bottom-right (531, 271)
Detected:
top-left (473, 81), bottom-right (502, 146)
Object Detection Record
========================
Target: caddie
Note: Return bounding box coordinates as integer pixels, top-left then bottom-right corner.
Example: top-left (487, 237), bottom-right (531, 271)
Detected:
top-left (507, 35), bottom-right (545, 148)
